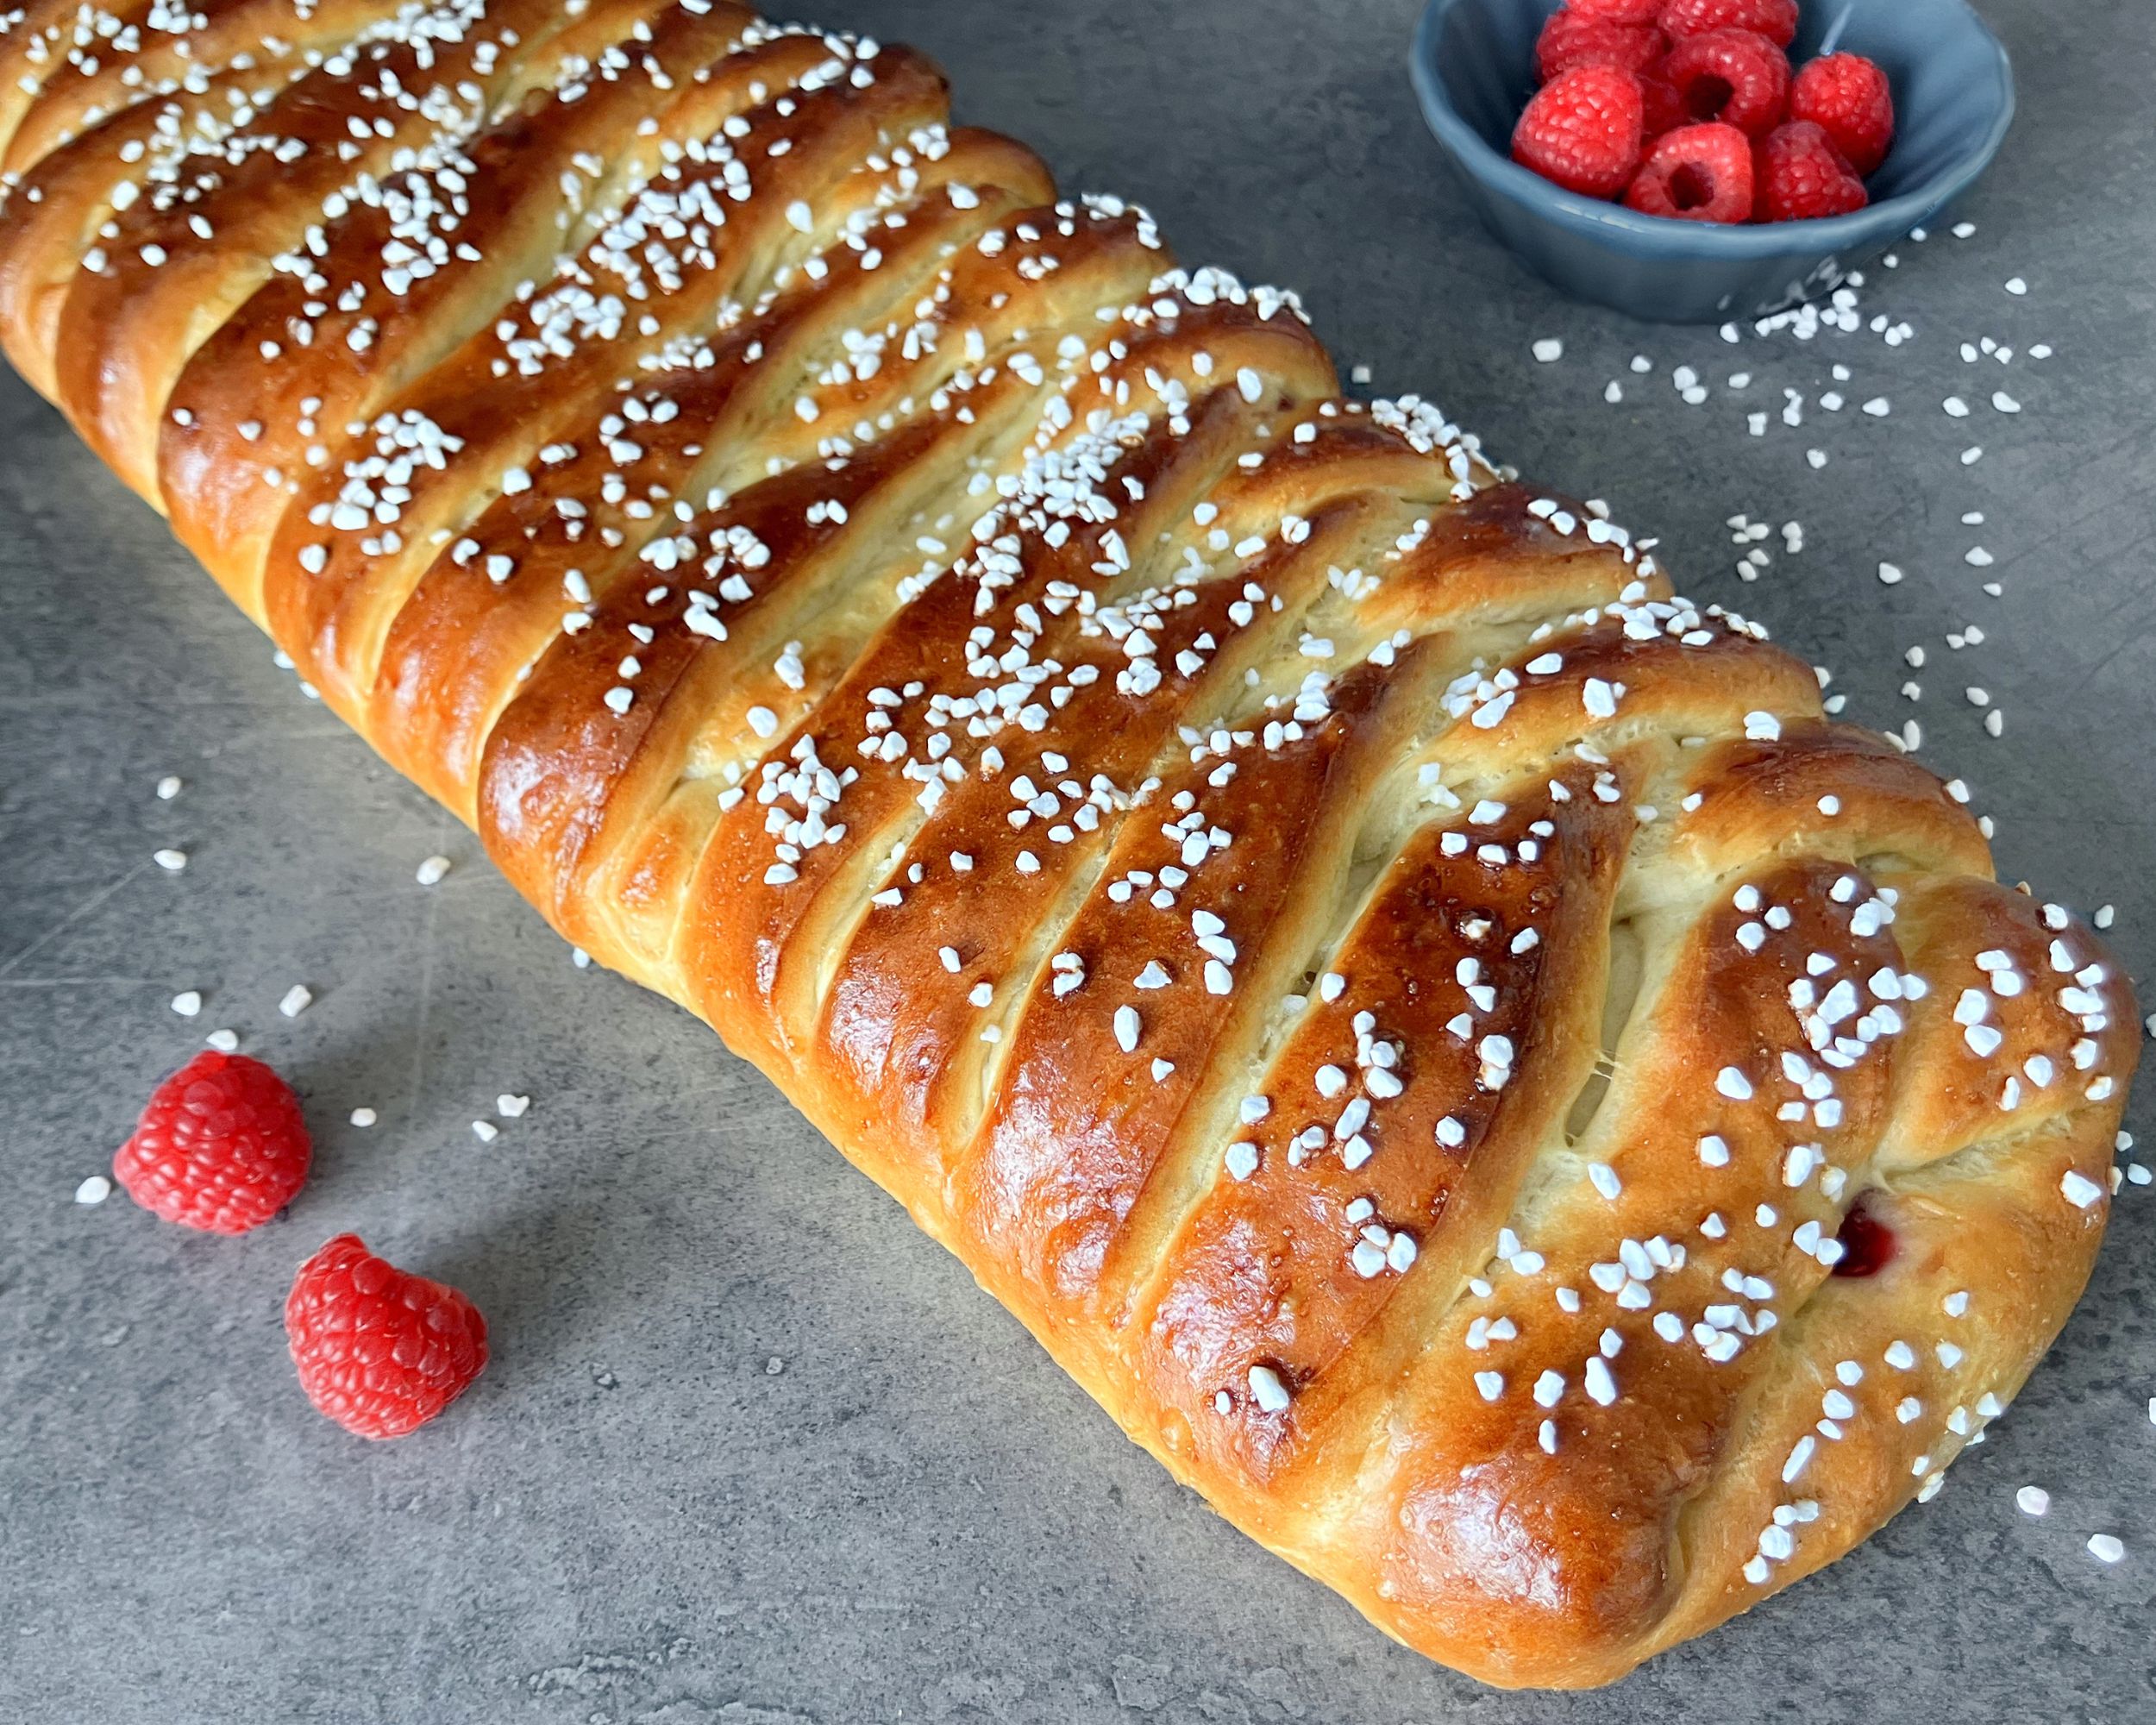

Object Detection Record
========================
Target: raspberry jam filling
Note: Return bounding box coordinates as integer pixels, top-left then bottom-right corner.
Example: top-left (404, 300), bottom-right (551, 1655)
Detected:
top-left (1832, 1195), bottom-right (1896, 1277)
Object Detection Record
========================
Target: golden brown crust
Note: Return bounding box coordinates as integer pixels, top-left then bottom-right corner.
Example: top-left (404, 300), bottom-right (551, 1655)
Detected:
top-left (0, 1), bottom-right (2135, 1690)
top-left (154, 0), bottom-right (765, 584)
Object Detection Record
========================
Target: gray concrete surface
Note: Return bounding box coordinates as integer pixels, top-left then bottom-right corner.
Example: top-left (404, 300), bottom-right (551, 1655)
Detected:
top-left (3, 2), bottom-right (2153, 1719)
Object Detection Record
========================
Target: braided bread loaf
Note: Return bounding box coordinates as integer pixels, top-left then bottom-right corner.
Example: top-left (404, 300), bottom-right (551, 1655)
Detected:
top-left (0, 0), bottom-right (2136, 1687)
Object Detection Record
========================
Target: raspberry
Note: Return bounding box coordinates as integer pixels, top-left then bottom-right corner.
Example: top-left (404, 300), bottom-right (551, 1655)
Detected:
top-left (112, 1050), bottom-right (310, 1234)
top-left (1756, 120), bottom-right (1870, 221)
top-left (1639, 65), bottom-right (1688, 137)
top-left (1623, 122), bottom-right (1754, 223)
top-left (1664, 28), bottom-right (1790, 138)
top-left (1512, 66), bottom-right (1645, 199)
top-left (1557, 0), bottom-right (1663, 29)
top-left (1658, 0), bottom-right (1798, 47)
top-left (1535, 11), bottom-right (1665, 83)
top-left (285, 1233), bottom-right (488, 1440)
top-left (1789, 52), bottom-right (1895, 176)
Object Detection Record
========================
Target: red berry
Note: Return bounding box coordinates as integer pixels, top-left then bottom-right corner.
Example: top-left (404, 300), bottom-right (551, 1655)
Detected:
top-left (1664, 28), bottom-right (1790, 138)
top-left (112, 1050), bottom-right (310, 1234)
top-left (1639, 66), bottom-right (1688, 138)
top-left (1623, 122), bottom-right (1755, 223)
top-left (1536, 11), bottom-right (1665, 82)
top-left (1756, 120), bottom-right (1870, 220)
top-left (1790, 52), bottom-right (1895, 176)
top-left (1561, 0), bottom-right (1664, 27)
top-left (1512, 65), bottom-right (1645, 199)
top-left (1658, 0), bottom-right (1798, 47)
top-left (285, 1234), bottom-right (488, 1440)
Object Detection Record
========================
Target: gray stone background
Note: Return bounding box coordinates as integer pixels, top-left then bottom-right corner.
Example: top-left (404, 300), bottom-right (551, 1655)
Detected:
top-left (3, 2), bottom-right (2152, 1720)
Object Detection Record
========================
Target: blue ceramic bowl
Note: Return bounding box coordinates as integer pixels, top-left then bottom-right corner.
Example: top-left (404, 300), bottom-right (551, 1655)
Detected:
top-left (1410, 0), bottom-right (2015, 323)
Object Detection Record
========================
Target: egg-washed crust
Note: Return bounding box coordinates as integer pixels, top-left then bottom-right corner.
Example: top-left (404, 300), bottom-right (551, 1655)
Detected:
top-left (0, 0), bottom-right (2135, 1689)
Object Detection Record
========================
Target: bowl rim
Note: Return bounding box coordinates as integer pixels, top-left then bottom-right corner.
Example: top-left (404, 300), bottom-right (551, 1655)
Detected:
top-left (1408, 0), bottom-right (2016, 256)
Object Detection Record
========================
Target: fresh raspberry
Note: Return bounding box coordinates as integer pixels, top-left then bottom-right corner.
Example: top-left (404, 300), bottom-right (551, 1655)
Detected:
top-left (1623, 122), bottom-right (1754, 222)
top-left (1566, 0), bottom-right (1664, 22)
top-left (1536, 11), bottom-right (1665, 83)
top-left (1512, 66), bottom-right (1645, 199)
top-left (112, 1050), bottom-right (310, 1234)
top-left (1789, 52), bottom-right (1895, 176)
top-left (285, 1234), bottom-right (488, 1440)
top-left (1664, 28), bottom-right (1790, 138)
top-left (1639, 65), bottom-right (1688, 137)
top-left (1755, 120), bottom-right (1870, 221)
top-left (1658, 0), bottom-right (1798, 47)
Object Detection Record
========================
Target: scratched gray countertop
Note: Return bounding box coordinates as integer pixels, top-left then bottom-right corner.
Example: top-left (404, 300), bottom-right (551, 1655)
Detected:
top-left (3, 2), bottom-right (2153, 1721)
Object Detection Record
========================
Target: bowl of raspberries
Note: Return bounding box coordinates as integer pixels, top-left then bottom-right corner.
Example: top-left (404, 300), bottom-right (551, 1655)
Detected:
top-left (1411, 0), bottom-right (2014, 322)
top-left (1520, 0), bottom-right (1893, 223)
